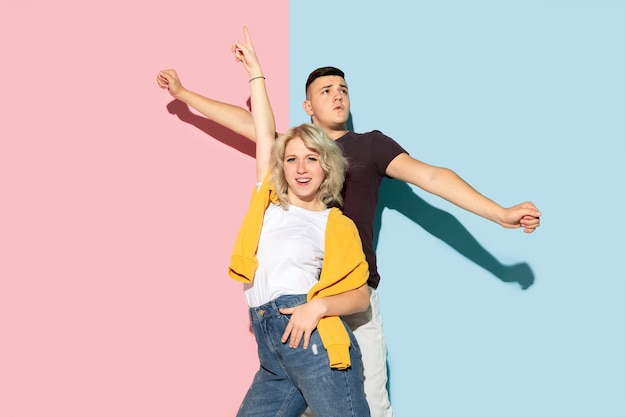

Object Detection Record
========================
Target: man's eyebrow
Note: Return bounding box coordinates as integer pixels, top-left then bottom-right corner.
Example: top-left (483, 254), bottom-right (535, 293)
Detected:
top-left (318, 83), bottom-right (349, 91)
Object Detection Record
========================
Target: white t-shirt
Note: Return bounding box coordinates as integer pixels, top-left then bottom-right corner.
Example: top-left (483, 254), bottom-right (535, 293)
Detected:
top-left (243, 202), bottom-right (330, 308)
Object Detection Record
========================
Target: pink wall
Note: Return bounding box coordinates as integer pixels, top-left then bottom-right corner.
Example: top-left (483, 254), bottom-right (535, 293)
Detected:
top-left (1, 1), bottom-right (289, 416)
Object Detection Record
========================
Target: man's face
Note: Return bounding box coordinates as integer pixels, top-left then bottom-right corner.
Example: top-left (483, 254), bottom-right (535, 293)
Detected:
top-left (303, 75), bottom-right (350, 129)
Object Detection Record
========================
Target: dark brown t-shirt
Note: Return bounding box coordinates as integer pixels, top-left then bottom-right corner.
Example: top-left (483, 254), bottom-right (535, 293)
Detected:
top-left (336, 130), bottom-right (407, 289)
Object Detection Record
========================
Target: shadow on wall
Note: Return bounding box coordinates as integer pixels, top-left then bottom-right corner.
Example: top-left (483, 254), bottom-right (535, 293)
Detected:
top-left (346, 116), bottom-right (535, 290)
top-left (373, 178), bottom-right (535, 290)
top-left (374, 181), bottom-right (535, 405)
top-left (166, 99), bottom-right (255, 158)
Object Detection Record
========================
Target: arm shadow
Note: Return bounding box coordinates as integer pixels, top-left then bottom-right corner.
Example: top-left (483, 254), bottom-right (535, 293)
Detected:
top-left (165, 99), bottom-right (255, 158)
top-left (374, 177), bottom-right (535, 290)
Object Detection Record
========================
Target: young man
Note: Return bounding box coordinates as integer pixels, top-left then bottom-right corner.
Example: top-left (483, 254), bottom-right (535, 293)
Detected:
top-left (157, 39), bottom-right (541, 417)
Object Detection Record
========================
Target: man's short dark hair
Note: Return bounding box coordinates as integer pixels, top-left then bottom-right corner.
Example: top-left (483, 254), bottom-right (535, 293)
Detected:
top-left (305, 67), bottom-right (346, 93)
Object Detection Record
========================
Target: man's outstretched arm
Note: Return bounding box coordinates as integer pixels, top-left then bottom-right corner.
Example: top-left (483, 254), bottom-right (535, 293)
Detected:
top-left (386, 153), bottom-right (541, 233)
top-left (157, 69), bottom-right (258, 142)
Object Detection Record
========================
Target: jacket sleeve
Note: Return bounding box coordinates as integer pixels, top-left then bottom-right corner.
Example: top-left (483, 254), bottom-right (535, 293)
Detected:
top-left (228, 173), bottom-right (276, 283)
top-left (308, 208), bottom-right (369, 369)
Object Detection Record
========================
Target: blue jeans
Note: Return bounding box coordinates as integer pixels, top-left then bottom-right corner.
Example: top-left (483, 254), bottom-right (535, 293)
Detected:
top-left (237, 294), bottom-right (371, 417)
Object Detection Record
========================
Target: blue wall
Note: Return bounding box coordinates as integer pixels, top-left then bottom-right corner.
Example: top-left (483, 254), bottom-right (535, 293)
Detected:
top-left (290, 1), bottom-right (626, 416)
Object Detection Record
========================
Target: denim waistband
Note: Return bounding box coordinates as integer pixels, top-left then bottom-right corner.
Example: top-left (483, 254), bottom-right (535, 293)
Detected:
top-left (249, 294), bottom-right (307, 322)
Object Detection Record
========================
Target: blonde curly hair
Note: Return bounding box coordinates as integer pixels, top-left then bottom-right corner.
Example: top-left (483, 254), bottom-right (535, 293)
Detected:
top-left (270, 123), bottom-right (347, 209)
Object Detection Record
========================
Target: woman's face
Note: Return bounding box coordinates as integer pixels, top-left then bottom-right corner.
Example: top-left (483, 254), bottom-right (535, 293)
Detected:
top-left (282, 136), bottom-right (326, 210)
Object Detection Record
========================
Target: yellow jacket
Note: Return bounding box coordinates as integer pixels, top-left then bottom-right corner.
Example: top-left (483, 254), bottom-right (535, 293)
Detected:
top-left (228, 173), bottom-right (369, 369)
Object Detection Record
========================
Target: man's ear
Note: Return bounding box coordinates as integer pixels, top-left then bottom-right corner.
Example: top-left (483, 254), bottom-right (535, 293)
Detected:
top-left (303, 100), bottom-right (313, 116)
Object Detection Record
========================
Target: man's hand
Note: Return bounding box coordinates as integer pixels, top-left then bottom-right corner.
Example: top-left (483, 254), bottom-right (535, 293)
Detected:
top-left (502, 202), bottom-right (542, 233)
top-left (156, 69), bottom-right (185, 98)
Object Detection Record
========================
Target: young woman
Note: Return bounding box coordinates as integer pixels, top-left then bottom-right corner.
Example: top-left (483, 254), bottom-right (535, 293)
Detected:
top-left (225, 27), bottom-right (371, 417)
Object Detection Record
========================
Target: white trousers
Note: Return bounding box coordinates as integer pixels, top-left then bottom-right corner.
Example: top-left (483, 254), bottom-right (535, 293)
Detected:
top-left (302, 288), bottom-right (394, 417)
